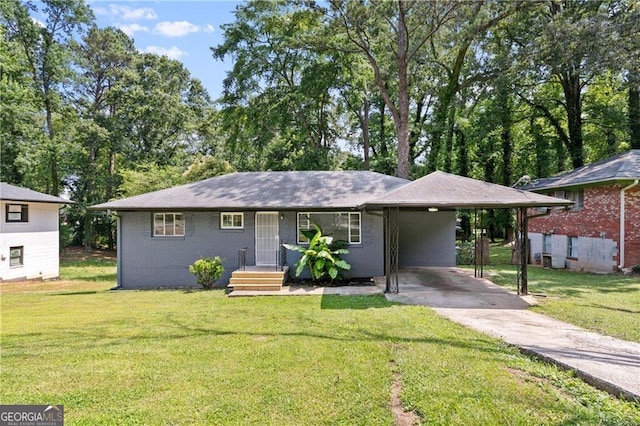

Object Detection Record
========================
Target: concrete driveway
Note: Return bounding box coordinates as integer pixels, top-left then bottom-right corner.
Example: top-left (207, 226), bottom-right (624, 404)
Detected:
top-left (383, 267), bottom-right (640, 402)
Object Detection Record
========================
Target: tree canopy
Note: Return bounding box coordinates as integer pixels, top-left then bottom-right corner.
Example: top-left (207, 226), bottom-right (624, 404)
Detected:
top-left (1, 0), bottom-right (638, 246)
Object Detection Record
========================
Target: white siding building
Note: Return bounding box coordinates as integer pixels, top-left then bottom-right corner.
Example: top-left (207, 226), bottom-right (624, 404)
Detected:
top-left (0, 183), bottom-right (70, 281)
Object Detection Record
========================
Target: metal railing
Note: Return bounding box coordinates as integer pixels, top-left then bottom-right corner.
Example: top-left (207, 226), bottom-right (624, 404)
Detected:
top-left (237, 247), bottom-right (247, 271)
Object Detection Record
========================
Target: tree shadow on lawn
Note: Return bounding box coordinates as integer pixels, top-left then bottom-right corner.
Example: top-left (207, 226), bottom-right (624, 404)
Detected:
top-left (580, 303), bottom-right (640, 315)
top-left (162, 314), bottom-right (505, 356)
top-left (320, 294), bottom-right (394, 310)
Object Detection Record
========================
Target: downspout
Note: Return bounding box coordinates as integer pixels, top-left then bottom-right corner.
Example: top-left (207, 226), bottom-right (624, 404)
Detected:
top-left (619, 180), bottom-right (639, 269)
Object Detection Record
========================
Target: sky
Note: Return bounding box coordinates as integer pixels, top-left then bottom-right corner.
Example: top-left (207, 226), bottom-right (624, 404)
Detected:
top-left (88, 1), bottom-right (243, 100)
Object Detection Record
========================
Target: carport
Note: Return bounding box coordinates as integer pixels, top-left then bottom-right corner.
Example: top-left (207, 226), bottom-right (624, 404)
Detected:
top-left (363, 171), bottom-right (572, 295)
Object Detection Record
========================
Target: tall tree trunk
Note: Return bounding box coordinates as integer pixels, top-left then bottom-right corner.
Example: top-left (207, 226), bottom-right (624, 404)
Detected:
top-left (443, 103), bottom-right (456, 172)
top-left (361, 98), bottom-right (371, 169)
top-left (530, 117), bottom-right (549, 178)
top-left (44, 95), bottom-right (59, 196)
top-left (629, 85), bottom-right (640, 149)
top-left (455, 128), bottom-right (471, 241)
top-left (394, 0), bottom-right (410, 179)
top-left (559, 71), bottom-right (584, 168)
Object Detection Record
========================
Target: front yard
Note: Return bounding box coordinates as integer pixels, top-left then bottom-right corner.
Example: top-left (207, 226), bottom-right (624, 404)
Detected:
top-left (477, 243), bottom-right (640, 343)
top-left (1, 254), bottom-right (639, 424)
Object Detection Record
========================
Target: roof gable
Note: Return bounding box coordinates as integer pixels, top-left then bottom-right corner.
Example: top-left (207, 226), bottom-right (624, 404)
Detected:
top-left (524, 150), bottom-right (640, 191)
top-left (92, 171), bottom-right (409, 210)
top-left (0, 182), bottom-right (70, 204)
top-left (366, 171), bottom-right (572, 208)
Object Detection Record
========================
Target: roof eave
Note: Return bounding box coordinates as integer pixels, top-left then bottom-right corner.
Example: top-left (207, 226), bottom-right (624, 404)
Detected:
top-left (0, 197), bottom-right (74, 205)
top-left (527, 176), bottom-right (640, 192)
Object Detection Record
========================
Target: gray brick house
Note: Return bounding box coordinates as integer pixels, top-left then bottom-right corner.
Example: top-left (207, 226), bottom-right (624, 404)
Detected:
top-left (92, 170), bottom-right (569, 290)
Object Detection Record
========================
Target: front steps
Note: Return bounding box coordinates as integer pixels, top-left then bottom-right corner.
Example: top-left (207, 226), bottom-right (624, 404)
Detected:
top-left (228, 266), bottom-right (289, 291)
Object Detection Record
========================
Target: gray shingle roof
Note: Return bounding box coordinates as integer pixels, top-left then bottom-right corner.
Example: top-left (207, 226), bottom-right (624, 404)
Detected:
top-left (364, 171), bottom-right (572, 208)
top-left (524, 150), bottom-right (640, 191)
top-left (0, 182), bottom-right (71, 204)
top-left (91, 171), bottom-right (409, 210)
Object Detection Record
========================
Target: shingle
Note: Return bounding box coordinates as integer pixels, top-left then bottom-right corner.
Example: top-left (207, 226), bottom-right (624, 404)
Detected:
top-left (365, 171), bottom-right (572, 208)
top-left (524, 150), bottom-right (640, 191)
top-left (91, 171), bottom-right (409, 210)
top-left (0, 182), bottom-right (71, 204)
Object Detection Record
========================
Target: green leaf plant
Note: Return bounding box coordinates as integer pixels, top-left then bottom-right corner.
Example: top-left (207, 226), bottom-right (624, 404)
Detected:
top-left (189, 256), bottom-right (225, 289)
top-left (283, 221), bottom-right (351, 282)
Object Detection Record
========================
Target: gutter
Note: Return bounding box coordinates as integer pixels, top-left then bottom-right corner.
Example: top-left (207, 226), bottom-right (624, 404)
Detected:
top-left (619, 179), bottom-right (640, 269)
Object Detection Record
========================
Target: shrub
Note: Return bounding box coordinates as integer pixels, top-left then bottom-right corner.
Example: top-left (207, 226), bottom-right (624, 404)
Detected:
top-left (632, 264), bottom-right (640, 274)
top-left (189, 257), bottom-right (224, 289)
top-left (283, 221), bottom-right (351, 282)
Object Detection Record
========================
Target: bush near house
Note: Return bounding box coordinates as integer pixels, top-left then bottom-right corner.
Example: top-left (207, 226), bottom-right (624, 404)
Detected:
top-left (189, 256), bottom-right (224, 289)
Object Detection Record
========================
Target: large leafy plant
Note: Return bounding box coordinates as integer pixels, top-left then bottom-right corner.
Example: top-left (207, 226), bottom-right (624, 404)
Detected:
top-left (283, 222), bottom-right (351, 282)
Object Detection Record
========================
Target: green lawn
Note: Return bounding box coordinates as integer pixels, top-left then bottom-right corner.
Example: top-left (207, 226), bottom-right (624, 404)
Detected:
top-left (473, 243), bottom-right (640, 343)
top-left (1, 258), bottom-right (639, 424)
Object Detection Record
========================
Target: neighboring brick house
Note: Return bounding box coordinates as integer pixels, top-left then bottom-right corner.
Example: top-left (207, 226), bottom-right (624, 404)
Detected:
top-left (524, 150), bottom-right (640, 272)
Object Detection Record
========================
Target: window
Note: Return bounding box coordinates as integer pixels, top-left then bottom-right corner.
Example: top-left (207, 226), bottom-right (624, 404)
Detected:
top-left (551, 189), bottom-right (583, 210)
top-left (566, 190), bottom-right (584, 210)
top-left (154, 213), bottom-right (185, 236)
top-left (297, 212), bottom-right (361, 244)
top-left (221, 212), bottom-right (244, 229)
top-left (10, 246), bottom-right (23, 267)
top-left (567, 236), bottom-right (579, 258)
top-left (543, 233), bottom-right (552, 254)
top-left (5, 204), bottom-right (28, 222)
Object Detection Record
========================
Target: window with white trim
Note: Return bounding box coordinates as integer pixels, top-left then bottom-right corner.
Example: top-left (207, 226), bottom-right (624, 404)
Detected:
top-left (567, 236), bottom-right (579, 258)
top-left (297, 212), bottom-right (361, 244)
top-left (153, 213), bottom-right (185, 236)
top-left (10, 246), bottom-right (23, 267)
top-left (221, 212), bottom-right (244, 229)
top-left (6, 204), bottom-right (28, 222)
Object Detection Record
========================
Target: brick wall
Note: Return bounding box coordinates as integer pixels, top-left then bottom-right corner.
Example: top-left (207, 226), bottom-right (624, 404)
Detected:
top-left (528, 184), bottom-right (640, 269)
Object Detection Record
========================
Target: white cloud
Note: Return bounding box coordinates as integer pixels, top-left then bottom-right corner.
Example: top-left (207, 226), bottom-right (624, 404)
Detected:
top-left (153, 21), bottom-right (214, 37)
top-left (143, 46), bottom-right (187, 60)
top-left (95, 5), bottom-right (157, 21)
top-left (119, 23), bottom-right (149, 37)
top-left (30, 16), bottom-right (45, 27)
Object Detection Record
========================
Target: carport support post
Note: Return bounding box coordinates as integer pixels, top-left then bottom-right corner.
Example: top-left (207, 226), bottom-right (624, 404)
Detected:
top-left (516, 207), bottom-right (529, 295)
top-left (385, 206), bottom-right (400, 293)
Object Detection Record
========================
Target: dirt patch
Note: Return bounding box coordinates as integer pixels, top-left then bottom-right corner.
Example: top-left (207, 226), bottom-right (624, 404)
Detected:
top-left (61, 246), bottom-right (116, 262)
top-left (389, 361), bottom-right (421, 426)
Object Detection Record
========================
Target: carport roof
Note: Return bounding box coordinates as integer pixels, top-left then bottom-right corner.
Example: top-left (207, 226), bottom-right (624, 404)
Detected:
top-left (364, 171), bottom-right (573, 209)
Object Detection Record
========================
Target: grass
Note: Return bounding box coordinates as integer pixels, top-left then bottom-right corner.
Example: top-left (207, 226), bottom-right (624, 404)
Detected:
top-left (465, 242), bottom-right (640, 343)
top-left (1, 258), bottom-right (639, 424)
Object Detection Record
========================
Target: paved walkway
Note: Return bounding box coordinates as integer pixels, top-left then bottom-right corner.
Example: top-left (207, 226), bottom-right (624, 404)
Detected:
top-left (383, 267), bottom-right (640, 402)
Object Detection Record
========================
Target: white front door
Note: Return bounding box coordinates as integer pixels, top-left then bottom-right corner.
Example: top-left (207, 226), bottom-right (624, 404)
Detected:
top-left (255, 212), bottom-right (279, 266)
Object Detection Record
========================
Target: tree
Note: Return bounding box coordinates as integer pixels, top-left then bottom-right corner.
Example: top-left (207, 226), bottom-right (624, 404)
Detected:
top-left (323, 0), bottom-right (460, 178)
top-left (68, 26), bottom-right (136, 250)
top-left (514, 1), bottom-right (625, 168)
top-left (213, 1), bottom-right (341, 171)
top-left (0, 24), bottom-right (40, 184)
top-left (1, 0), bottom-right (93, 195)
top-left (111, 53), bottom-right (211, 168)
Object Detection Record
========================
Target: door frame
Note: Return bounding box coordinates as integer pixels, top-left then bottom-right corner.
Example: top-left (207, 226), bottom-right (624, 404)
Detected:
top-left (255, 212), bottom-right (279, 266)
